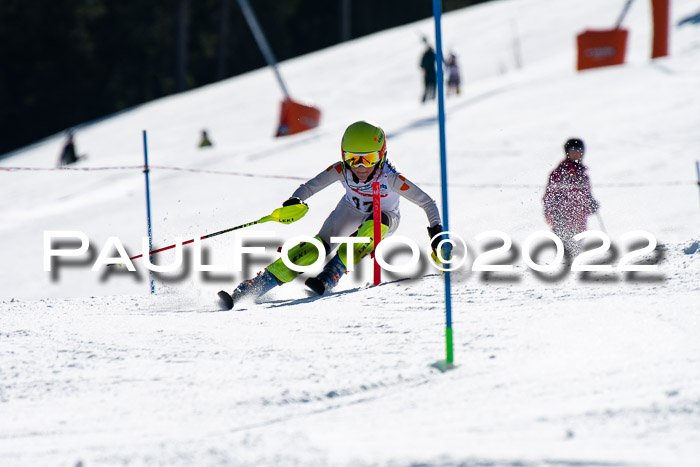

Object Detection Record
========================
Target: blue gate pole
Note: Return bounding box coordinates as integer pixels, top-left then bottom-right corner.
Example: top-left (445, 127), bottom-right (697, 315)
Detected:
top-left (142, 130), bottom-right (155, 294)
top-left (433, 0), bottom-right (454, 369)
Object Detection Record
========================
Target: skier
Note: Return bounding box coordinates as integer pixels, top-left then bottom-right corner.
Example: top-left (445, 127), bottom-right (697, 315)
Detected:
top-left (542, 138), bottom-right (600, 257)
top-left (219, 121), bottom-right (444, 309)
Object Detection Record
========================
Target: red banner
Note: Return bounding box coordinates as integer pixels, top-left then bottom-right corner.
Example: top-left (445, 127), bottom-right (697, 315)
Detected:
top-left (576, 29), bottom-right (628, 71)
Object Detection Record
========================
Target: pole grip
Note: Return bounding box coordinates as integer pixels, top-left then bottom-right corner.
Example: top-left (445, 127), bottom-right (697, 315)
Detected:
top-left (372, 181), bottom-right (381, 286)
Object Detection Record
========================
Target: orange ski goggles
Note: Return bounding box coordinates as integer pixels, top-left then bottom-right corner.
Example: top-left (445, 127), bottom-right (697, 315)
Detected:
top-left (343, 151), bottom-right (382, 168)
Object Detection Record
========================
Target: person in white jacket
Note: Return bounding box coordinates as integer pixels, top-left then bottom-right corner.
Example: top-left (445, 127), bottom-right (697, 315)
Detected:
top-left (219, 121), bottom-right (443, 309)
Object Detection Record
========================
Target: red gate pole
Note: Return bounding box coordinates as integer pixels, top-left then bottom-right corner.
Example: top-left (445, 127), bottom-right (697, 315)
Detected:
top-left (372, 181), bottom-right (382, 286)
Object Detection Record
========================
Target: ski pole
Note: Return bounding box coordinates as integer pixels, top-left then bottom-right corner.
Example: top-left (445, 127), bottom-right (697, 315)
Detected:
top-left (695, 161), bottom-right (700, 210)
top-left (596, 212), bottom-right (607, 235)
top-left (126, 203), bottom-right (308, 262)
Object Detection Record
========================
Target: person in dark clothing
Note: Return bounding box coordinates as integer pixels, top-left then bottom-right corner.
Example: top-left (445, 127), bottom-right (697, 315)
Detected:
top-left (542, 138), bottom-right (600, 257)
top-left (420, 44), bottom-right (437, 103)
top-left (58, 133), bottom-right (79, 167)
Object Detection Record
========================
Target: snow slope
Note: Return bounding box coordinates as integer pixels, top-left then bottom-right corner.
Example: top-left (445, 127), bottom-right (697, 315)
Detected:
top-left (1, 0), bottom-right (699, 465)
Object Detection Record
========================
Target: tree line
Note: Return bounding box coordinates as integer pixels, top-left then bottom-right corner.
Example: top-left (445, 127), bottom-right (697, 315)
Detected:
top-left (0, 0), bottom-right (489, 156)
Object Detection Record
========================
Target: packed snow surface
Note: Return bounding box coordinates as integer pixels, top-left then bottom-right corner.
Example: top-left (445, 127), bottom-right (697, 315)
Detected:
top-left (1, 0), bottom-right (699, 465)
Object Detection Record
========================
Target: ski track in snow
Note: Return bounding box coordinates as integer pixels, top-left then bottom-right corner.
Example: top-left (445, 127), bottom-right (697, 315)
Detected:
top-left (1, 243), bottom-right (698, 466)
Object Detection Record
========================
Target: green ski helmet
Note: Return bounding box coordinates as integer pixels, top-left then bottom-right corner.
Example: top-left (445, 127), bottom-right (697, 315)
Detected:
top-left (341, 121), bottom-right (387, 169)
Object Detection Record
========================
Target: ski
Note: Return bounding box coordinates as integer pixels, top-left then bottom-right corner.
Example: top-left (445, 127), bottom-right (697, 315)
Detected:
top-left (304, 277), bottom-right (326, 296)
top-left (217, 290), bottom-right (234, 310)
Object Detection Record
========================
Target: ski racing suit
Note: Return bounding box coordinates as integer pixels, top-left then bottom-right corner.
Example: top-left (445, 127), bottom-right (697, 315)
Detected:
top-left (267, 158), bottom-right (442, 283)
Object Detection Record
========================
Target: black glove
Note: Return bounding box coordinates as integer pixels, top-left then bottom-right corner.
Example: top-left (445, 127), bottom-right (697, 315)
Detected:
top-left (283, 197), bottom-right (305, 207)
top-left (427, 224), bottom-right (443, 254)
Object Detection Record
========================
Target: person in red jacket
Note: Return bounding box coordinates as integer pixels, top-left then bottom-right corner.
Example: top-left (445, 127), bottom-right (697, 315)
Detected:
top-left (543, 138), bottom-right (600, 257)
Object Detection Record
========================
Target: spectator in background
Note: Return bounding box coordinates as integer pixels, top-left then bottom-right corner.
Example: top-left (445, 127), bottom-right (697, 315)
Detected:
top-left (199, 129), bottom-right (213, 148)
top-left (446, 52), bottom-right (461, 96)
top-left (420, 41), bottom-right (436, 103)
top-left (58, 132), bottom-right (79, 167)
top-left (542, 138), bottom-right (600, 257)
